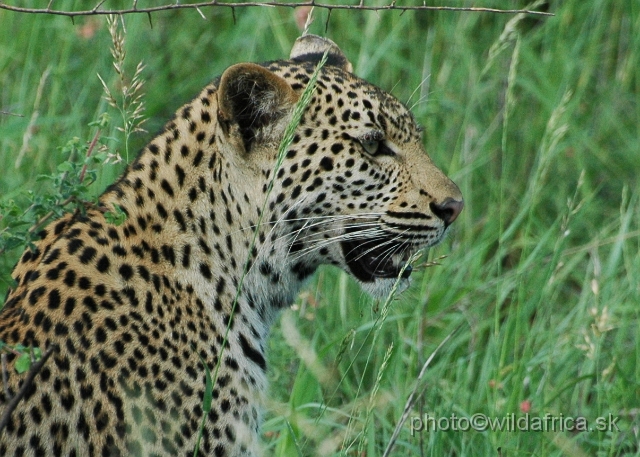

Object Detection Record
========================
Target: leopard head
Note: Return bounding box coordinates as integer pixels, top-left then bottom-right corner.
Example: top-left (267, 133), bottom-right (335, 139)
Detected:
top-left (214, 35), bottom-right (463, 297)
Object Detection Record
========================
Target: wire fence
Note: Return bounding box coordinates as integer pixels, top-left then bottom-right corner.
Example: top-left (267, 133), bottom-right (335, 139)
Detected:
top-left (0, 1), bottom-right (552, 19)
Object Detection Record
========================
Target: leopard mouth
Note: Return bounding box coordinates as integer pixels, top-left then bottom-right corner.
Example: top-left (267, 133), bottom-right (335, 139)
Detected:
top-left (341, 227), bottom-right (413, 282)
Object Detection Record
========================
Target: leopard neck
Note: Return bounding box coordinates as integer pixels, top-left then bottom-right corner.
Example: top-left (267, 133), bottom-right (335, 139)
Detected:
top-left (99, 83), bottom-right (308, 340)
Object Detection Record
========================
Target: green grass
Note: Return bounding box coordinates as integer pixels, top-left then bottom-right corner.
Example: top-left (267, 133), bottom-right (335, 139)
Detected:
top-left (1, 1), bottom-right (639, 456)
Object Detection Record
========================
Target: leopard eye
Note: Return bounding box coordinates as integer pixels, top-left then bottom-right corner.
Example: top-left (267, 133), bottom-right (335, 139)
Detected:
top-left (360, 140), bottom-right (380, 156)
top-left (358, 139), bottom-right (394, 157)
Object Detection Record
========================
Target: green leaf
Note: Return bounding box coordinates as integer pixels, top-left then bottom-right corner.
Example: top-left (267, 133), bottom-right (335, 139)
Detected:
top-left (14, 353), bottom-right (32, 374)
top-left (56, 162), bottom-right (76, 173)
top-left (89, 112), bottom-right (111, 129)
top-left (105, 206), bottom-right (127, 226)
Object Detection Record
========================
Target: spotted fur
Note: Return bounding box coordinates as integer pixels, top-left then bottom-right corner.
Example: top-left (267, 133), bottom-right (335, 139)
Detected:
top-left (0, 35), bottom-right (462, 456)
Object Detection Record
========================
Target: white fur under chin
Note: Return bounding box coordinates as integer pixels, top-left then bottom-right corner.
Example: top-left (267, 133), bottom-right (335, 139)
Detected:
top-left (360, 276), bottom-right (411, 299)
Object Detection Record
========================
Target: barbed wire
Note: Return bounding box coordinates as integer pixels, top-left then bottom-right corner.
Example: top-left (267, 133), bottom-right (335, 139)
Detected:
top-left (0, 1), bottom-right (552, 19)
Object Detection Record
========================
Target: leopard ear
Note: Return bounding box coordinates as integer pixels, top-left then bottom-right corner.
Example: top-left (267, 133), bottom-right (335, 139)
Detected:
top-left (217, 63), bottom-right (298, 152)
top-left (290, 34), bottom-right (353, 73)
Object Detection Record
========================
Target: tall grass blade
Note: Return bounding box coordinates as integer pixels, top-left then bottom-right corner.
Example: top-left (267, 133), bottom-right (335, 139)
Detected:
top-left (382, 329), bottom-right (457, 457)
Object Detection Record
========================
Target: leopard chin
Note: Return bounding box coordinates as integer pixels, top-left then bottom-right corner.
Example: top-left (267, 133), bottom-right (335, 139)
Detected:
top-left (359, 274), bottom-right (413, 299)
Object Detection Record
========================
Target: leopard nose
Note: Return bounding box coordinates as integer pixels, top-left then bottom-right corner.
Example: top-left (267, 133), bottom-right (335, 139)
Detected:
top-left (430, 198), bottom-right (464, 225)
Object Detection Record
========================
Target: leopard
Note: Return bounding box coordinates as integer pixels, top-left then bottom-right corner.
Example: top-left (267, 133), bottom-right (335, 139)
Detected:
top-left (0, 35), bottom-right (463, 456)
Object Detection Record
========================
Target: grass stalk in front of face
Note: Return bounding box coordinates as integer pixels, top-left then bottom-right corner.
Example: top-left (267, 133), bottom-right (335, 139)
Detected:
top-left (194, 50), bottom-right (329, 456)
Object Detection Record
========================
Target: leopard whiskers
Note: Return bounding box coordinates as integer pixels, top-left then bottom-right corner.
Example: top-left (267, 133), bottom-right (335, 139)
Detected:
top-left (262, 212), bottom-right (384, 248)
top-left (347, 229), bottom-right (412, 266)
top-left (241, 197), bottom-right (383, 276)
top-left (285, 225), bottom-right (389, 264)
top-left (237, 205), bottom-right (418, 277)
top-left (281, 216), bottom-right (378, 257)
top-left (349, 230), bottom-right (410, 263)
top-left (284, 225), bottom-right (384, 262)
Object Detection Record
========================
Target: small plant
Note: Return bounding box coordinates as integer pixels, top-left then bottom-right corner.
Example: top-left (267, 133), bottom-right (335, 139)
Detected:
top-left (0, 114), bottom-right (116, 258)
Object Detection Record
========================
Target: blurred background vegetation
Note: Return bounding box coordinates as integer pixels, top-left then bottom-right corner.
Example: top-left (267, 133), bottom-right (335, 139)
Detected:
top-left (1, 1), bottom-right (638, 456)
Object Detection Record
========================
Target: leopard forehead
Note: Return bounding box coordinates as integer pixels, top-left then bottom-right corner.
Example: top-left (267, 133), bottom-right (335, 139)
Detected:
top-left (266, 61), bottom-right (422, 144)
